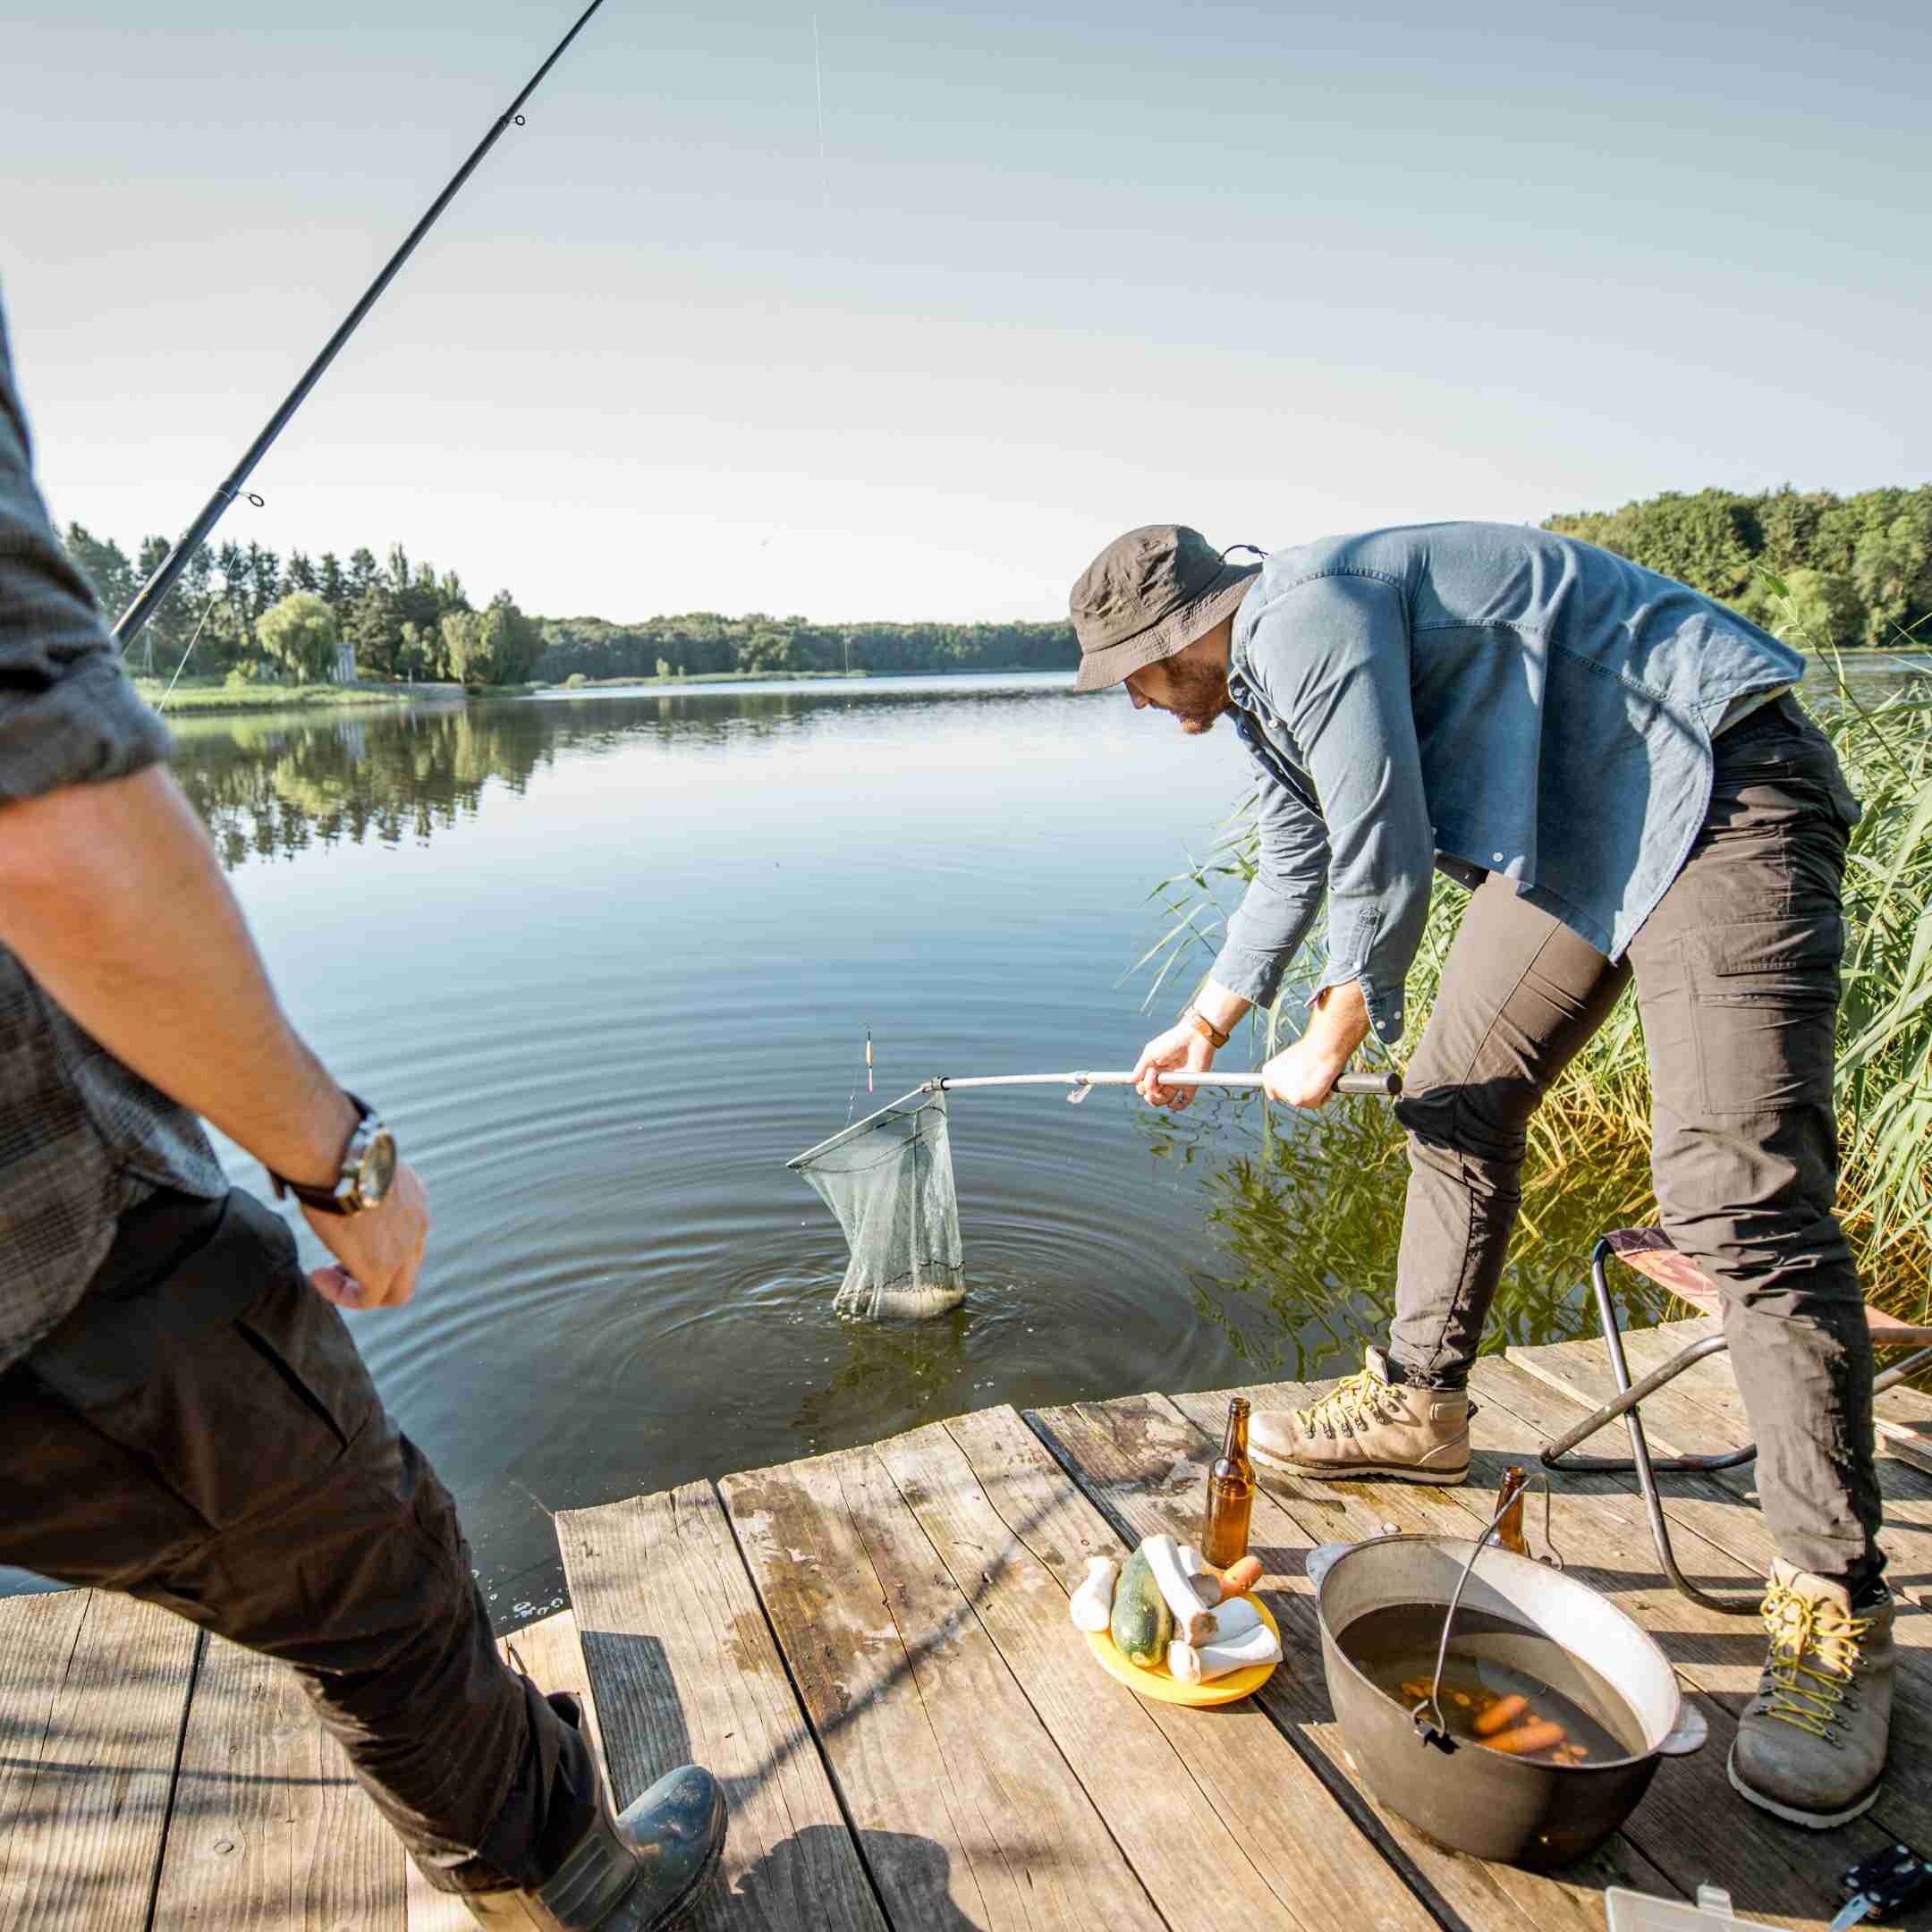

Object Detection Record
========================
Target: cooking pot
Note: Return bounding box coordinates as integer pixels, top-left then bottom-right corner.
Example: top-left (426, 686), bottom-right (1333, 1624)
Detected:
top-left (1307, 1532), bottom-right (1708, 1869)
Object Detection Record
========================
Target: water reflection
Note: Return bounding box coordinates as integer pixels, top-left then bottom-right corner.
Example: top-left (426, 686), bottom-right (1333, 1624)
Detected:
top-left (1141, 1093), bottom-right (1687, 1383)
top-left (167, 675), bottom-right (1084, 869)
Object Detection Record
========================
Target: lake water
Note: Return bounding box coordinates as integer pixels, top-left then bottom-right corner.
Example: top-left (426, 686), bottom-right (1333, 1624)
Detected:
top-left (17, 656), bottom-right (1927, 1623)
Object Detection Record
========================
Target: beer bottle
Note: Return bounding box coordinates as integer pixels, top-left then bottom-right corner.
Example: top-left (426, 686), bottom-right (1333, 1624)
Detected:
top-left (1495, 1465), bottom-right (1532, 1558)
top-left (1201, 1396), bottom-right (1256, 1570)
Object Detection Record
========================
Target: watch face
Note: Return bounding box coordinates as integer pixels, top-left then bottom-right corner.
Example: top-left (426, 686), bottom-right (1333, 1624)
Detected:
top-left (358, 1127), bottom-right (397, 1208)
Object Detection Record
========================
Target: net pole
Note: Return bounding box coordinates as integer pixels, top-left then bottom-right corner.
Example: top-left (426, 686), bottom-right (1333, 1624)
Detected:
top-left (932, 1071), bottom-right (1402, 1097)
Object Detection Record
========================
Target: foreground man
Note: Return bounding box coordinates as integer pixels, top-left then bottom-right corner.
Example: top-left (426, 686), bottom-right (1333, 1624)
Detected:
top-left (0, 305), bottom-right (723, 1928)
top-left (1078, 521), bottom-right (1891, 1829)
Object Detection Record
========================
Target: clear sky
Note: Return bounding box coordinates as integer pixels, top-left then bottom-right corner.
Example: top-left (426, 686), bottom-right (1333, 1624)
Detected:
top-left (5, 0), bottom-right (1928, 623)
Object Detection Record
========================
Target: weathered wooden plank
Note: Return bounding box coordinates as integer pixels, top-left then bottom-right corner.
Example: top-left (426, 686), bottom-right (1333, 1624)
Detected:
top-left (1030, 1391), bottom-right (1670, 1932)
top-left (152, 1631), bottom-right (402, 1931)
top-left (0, 1587), bottom-right (94, 1860)
top-left (944, 1402), bottom-right (1447, 1932)
top-left (556, 1483), bottom-right (886, 1932)
top-left (1507, 1326), bottom-right (1932, 1606)
top-left (724, 1437), bottom-right (1169, 1932)
top-left (405, 1610), bottom-right (603, 1932)
top-left (868, 1415), bottom-right (1350, 1932)
top-left (0, 1589), bottom-right (199, 1932)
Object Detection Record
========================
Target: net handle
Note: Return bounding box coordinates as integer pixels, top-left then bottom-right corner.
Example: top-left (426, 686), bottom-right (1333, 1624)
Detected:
top-left (930, 1070), bottom-right (1402, 1097)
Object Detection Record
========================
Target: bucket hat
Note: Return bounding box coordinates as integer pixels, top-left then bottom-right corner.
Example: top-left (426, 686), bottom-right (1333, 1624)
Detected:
top-left (1069, 525), bottom-right (1264, 692)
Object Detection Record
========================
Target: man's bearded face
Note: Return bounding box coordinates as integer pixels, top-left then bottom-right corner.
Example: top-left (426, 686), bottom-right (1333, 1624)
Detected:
top-left (1125, 650), bottom-right (1231, 734)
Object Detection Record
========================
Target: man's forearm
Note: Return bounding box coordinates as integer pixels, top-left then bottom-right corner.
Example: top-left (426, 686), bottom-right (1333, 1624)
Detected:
top-left (0, 767), bottom-right (358, 1187)
top-left (1190, 979), bottom-right (1252, 1037)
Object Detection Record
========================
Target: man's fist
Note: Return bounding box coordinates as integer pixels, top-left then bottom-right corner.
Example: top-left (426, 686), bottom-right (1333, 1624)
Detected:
top-left (1133, 1022), bottom-right (1216, 1111)
top-left (305, 1158), bottom-right (430, 1309)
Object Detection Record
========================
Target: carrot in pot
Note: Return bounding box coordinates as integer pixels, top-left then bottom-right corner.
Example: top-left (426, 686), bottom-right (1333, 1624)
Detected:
top-left (1479, 1719), bottom-right (1567, 1757)
top-left (1472, 1694), bottom-right (1530, 1737)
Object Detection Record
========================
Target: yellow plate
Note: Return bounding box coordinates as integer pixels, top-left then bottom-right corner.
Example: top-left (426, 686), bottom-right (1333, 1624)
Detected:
top-left (1084, 1594), bottom-right (1282, 1707)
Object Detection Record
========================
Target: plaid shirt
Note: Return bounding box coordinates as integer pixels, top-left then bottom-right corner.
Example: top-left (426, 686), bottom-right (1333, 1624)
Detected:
top-left (0, 298), bottom-right (225, 1373)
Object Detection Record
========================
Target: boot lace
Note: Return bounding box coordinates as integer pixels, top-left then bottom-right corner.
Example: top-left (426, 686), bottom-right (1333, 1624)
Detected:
top-left (1293, 1369), bottom-right (1395, 1440)
top-left (1757, 1583), bottom-right (1868, 1741)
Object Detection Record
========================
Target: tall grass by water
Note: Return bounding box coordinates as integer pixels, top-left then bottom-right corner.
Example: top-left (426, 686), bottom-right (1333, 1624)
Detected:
top-left (1142, 634), bottom-right (1932, 1343)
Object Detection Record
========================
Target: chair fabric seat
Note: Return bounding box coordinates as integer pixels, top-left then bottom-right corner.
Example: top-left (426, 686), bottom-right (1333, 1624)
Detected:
top-left (1604, 1229), bottom-right (1932, 1346)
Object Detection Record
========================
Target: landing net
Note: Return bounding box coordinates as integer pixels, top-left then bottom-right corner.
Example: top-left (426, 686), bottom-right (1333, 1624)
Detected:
top-left (788, 1087), bottom-right (966, 1320)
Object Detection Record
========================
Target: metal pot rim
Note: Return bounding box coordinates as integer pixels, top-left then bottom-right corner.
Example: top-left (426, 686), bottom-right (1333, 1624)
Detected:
top-left (1309, 1532), bottom-right (1701, 1766)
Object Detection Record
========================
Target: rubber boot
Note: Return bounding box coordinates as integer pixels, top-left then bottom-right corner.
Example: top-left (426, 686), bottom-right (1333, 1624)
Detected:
top-left (1728, 1563), bottom-right (1894, 1829)
top-left (1249, 1348), bottom-right (1470, 1485)
top-left (462, 1703), bottom-right (726, 1931)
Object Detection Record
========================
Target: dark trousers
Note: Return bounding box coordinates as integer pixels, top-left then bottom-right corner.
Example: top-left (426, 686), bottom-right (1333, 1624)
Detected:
top-left (1391, 695), bottom-right (1883, 1587)
top-left (0, 1188), bottom-right (599, 1895)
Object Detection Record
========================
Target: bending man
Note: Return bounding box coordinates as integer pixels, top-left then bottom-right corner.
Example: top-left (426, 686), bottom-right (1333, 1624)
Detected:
top-left (1073, 520), bottom-right (1888, 1830)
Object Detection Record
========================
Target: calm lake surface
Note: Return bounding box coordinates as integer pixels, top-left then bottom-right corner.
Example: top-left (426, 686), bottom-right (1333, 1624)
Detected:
top-left (33, 656), bottom-right (1927, 1624)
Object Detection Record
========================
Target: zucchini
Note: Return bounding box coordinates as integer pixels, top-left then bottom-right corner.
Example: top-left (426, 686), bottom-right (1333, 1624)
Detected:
top-left (1109, 1545), bottom-right (1174, 1667)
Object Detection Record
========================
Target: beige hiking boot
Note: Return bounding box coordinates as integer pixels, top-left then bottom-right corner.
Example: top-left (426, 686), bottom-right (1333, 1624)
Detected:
top-left (1728, 1562), bottom-right (1894, 1829)
top-left (1249, 1348), bottom-right (1470, 1485)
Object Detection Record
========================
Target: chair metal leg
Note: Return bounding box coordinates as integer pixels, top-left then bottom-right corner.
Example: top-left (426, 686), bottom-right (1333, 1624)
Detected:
top-left (1540, 1238), bottom-right (1763, 1615)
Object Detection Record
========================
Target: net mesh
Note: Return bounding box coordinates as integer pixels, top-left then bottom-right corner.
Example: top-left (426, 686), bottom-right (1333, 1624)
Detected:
top-left (790, 1089), bottom-right (966, 1320)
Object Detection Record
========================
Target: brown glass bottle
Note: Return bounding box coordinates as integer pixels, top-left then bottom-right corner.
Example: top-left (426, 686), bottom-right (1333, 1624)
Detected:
top-left (1494, 1465), bottom-right (1532, 1558)
top-left (1201, 1396), bottom-right (1256, 1570)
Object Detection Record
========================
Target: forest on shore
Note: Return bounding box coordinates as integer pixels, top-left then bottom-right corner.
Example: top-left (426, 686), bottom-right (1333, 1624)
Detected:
top-left (62, 480), bottom-right (1928, 689)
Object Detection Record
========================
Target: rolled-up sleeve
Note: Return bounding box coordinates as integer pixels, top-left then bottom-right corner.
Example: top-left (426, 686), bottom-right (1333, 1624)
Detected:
top-left (1208, 747), bottom-right (1330, 1008)
top-left (0, 311), bottom-right (173, 806)
top-left (1249, 572), bottom-right (1435, 1044)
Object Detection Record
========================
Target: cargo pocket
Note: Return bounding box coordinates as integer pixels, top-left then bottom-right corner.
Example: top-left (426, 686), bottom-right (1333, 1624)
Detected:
top-left (1689, 913), bottom-right (1842, 1116)
top-left (29, 1190), bottom-right (382, 1532)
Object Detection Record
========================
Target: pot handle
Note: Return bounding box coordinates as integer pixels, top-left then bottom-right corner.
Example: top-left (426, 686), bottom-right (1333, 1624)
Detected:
top-left (1305, 1542), bottom-right (1355, 1591)
top-left (1657, 1696), bottom-right (1709, 1758)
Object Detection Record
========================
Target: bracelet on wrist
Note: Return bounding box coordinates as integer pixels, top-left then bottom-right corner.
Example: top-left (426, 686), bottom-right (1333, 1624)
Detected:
top-left (1181, 1006), bottom-right (1230, 1051)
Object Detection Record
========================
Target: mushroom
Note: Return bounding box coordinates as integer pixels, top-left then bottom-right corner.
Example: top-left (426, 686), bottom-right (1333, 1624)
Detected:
top-left (1068, 1556), bottom-right (1119, 1633)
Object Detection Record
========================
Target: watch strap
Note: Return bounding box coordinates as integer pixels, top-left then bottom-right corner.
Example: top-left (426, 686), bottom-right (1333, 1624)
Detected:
top-left (269, 1094), bottom-right (373, 1216)
top-left (1182, 1007), bottom-right (1230, 1051)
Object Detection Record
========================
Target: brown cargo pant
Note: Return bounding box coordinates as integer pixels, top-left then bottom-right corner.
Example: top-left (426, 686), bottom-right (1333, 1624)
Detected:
top-left (1390, 694), bottom-right (1883, 1588)
top-left (0, 1187), bottom-right (600, 1894)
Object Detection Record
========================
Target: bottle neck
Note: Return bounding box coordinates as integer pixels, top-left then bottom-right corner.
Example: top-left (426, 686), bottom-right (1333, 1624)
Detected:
top-left (1222, 1400), bottom-right (1250, 1463)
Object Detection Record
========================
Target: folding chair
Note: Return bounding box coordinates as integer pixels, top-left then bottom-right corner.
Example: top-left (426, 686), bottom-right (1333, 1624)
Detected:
top-left (1540, 1228), bottom-right (1932, 1614)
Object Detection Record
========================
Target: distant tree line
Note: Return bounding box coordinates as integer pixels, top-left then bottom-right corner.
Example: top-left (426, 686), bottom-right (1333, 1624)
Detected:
top-left (60, 529), bottom-right (541, 687)
top-left (1544, 485), bottom-right (1932, 650)
top-left (530, 614), bottom-right (1075, 682)
top-left (64, 480), bottom-right (1927, 693)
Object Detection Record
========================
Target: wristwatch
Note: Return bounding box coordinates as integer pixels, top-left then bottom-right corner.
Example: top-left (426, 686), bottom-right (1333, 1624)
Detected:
top-left (270, 1093), bottom-right (397, 1216)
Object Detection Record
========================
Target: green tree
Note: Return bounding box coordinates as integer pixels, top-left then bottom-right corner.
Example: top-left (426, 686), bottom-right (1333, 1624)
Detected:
top-left (345, 585), bottom-right (406, 680)
top-left (62, 522), bottom-right (136, 622)
top-left (1850, 497), bottom-right (1932, 645)
top-left (257, 591), bottom-right (342, 683)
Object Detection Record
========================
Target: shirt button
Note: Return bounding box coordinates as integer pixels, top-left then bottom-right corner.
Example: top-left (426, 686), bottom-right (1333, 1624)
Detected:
top-left (1492, 852), bottom-right (1504, 864)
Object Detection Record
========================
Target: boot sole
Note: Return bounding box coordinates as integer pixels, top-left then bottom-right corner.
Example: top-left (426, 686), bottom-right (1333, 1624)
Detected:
top-left (1251, 1447), bottom-right (1469, 1487)
top-left (1725, 1745), bottom-right (1881, 1830)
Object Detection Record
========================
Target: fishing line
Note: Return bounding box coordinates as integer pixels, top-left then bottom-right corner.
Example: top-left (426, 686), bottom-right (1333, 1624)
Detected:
top-left (114, 0), bottom-right (613, 650)
top-left (153, 589), bottom-right (230, 713)
top-left (812, 13), bottom-right (829, 213)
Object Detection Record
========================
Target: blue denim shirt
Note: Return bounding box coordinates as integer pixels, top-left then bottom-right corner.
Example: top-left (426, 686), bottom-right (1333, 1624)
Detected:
top-left (1208, 521), bottom-right (1809, 1044)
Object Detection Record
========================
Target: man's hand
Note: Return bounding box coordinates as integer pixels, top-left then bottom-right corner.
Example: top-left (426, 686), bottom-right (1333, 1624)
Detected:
top-left (1133, 1022), bottom-right (1216, 1111)
top-left (1260, 1034), bottom-right (1348, 1108)
top-left (305, 1159), bottom-right (429, 1309)
top-left (1261, 979), bottom-right (1372, 1109)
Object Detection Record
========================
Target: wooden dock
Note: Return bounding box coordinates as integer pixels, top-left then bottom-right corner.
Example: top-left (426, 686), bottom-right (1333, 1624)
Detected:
top-left (4, 1318), bottom-right (1931, 1932)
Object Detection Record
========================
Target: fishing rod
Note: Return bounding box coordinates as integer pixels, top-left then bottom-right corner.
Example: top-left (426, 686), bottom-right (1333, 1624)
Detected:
top-left (113, 0), bottom-right (612, 649)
